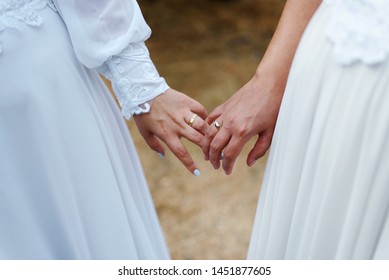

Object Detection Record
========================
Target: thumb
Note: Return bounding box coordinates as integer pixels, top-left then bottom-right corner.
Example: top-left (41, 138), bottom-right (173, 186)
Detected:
top-left (246, 132), bottom-right (272, 166)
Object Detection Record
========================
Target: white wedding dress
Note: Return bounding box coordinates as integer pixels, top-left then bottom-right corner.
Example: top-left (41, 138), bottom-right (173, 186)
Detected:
top-left (248, 0), bottom-right (389, 259)
top-left (0, 0), bottom-right (170, 259)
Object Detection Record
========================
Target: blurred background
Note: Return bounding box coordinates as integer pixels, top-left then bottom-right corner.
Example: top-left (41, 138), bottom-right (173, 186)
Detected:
top-left (129, 0), bottom-right (285, 259)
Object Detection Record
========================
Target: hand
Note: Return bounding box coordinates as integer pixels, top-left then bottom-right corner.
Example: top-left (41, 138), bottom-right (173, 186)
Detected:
top-left (201, 0), bottom-right (319, 176)
top-left (202, 73), bottom-right (283, 175)
top-left (134, 88), bottom-right (208, 175)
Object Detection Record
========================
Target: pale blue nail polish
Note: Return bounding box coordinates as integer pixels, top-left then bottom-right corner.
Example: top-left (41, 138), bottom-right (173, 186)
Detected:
top-left (158, 153), bottom-right (164, 158)
top-left (194, 169), bottom-right (201, 176)
top-left (221, 153), bottom-right (225, 160)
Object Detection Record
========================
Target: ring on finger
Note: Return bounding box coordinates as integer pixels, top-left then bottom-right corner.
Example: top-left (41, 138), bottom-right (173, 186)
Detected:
top-left (214, 120), bottom-right (222, 130)
top-left (188, 114), bottom-right (198, 127)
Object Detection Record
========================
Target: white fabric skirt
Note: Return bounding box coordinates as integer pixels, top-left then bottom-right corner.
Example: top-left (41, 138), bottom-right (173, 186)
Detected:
top-left (248, 4), bottom-right (389, 259)
top-left (0, 7), bottom-right (169, 259)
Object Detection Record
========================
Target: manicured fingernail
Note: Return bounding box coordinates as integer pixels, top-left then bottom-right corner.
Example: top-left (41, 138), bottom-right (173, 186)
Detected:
top-left (158, 152), bottom-right (164, 158)
top-left (220, 153), bottom-right (225, 160)
top-left (193, 169), bottom-right (201, 176)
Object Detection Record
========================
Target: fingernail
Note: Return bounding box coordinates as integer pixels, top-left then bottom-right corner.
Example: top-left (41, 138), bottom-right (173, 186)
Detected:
top-left (193, 169), bottom-right (201, 176)
top-left (249, 159), bottom-right (257, 167)
top-left (220, 152), bottom-right (224, 160)
top-left (158, 152), bottom-right (164, 158)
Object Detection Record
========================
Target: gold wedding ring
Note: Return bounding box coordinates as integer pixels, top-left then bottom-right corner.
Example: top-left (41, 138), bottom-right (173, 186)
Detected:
top-left (214, 120), bottom-right (222, 130)
top-left (189, 114), bottom-right (198, 127)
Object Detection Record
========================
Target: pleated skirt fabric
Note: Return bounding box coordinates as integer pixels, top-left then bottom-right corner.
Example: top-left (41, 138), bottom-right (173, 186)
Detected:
top-left (0, 7), bottom-right (169, 259)
top-left (247, 4), bottom-right (389, 259)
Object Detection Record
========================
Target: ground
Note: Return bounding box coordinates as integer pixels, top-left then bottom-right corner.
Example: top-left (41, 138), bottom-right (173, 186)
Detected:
top-left (126, 0), bottom-right (285, 259)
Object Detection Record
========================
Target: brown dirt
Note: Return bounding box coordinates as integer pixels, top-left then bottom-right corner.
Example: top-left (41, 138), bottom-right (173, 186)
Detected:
top-left (128, 0), bottom-right (285, 259)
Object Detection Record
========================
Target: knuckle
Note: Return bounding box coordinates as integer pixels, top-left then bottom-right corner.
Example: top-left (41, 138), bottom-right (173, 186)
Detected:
top-left (205, 129), bottom-right (215, 138)
top-left (210, 141), bottom-right (220, 153)
top-left (198, 121), bottom-right (207, 132)
top-left (223, 151), bottom-right (234, 161)
top-left (175, 147), bottom-right (188, 159)
top-left (200, 137), bottom-right (207, 148)
top-left (157, 129), bottom-right (169, 141)
top-left (236, 127), bottom-right (249, 138)
top-left (192, 134), bottom-right (203, 145)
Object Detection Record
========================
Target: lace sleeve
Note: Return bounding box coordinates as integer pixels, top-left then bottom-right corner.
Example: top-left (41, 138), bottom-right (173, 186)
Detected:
top-left (98, 42), bottom-right (169, 119)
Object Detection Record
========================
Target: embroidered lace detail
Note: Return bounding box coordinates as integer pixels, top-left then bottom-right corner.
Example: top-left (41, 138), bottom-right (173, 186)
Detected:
top-left (324, 0), bottom-right (389, 66)
top-left (98, 43), bottom-right (169, 119)
top-left (0, 0), bottom-right (56, 54)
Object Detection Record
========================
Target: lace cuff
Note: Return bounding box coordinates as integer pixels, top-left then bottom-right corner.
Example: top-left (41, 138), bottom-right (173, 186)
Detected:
top-left (98, 42), bottom-right (169, 119)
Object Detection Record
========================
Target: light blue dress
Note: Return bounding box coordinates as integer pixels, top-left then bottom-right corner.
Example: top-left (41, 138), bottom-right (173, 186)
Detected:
top-left (0, 0), bottom-right (169, 259)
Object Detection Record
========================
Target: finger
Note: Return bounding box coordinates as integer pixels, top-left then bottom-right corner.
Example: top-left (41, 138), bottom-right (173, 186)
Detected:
top-left (190, 101), bottom-right (208, 120)
top-left (222, 136), bottom-right (249, 175)
top-left (185, 112), bottom-right (209, 135)
top-left (141, 132), bottom-right (166, 157)
top-left (209, 128), bottom-right (231, 170)
top-left (165, 137), bottom-right (199, 176)
top-left (181, 127), bottom-right (205, 148)
top-left (206, 105), bottom-right (223, 124)
top-left (246, 132), bottom-right (272, 166)
top-left (202, 120), bottom-right (220, 160)
top-left (192, 116), bottom-right (209, 135)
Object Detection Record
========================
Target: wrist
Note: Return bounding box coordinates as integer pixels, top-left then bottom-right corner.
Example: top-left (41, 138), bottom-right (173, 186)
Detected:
top-left (253, 65), bottom-right (287, 98)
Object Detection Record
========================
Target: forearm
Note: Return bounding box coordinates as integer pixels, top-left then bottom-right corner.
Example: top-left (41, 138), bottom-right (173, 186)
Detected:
top-left (255, 0), bottom-right (322, 92)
